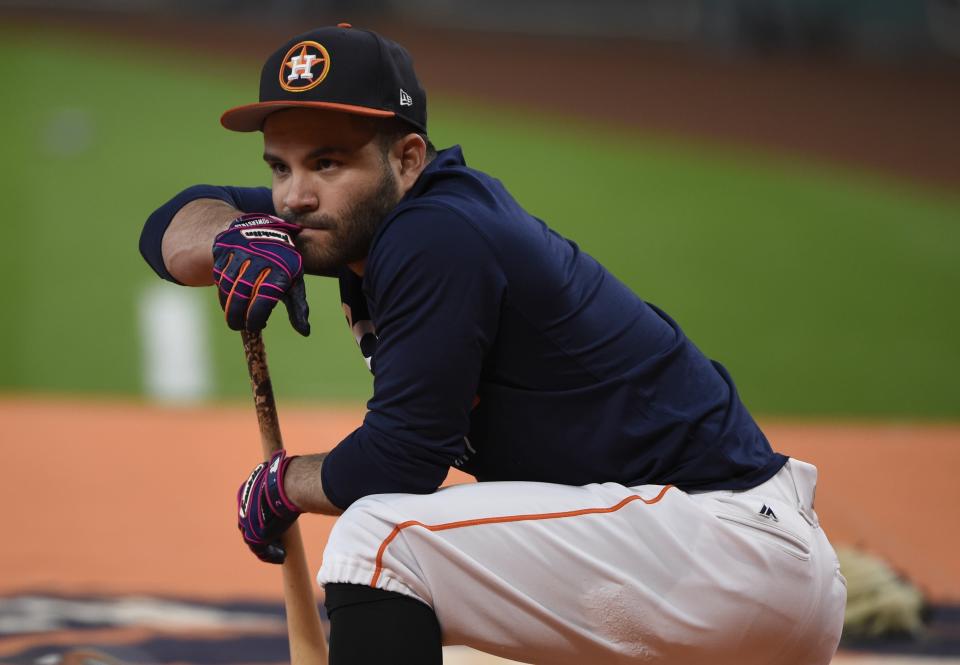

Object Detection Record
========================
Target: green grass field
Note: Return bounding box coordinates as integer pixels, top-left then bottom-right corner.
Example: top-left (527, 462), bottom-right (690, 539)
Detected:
top-left (1, 28), bottom-right (958, 418)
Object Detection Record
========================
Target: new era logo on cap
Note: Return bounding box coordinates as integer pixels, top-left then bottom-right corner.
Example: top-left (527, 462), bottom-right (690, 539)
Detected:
top-left (400, 88), bottom-right (413, 106)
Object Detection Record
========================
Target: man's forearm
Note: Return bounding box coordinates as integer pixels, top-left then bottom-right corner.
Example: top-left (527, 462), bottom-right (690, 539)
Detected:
top-left (286, 454), bottom-right (344, 516)
top-left (162, 198), bottom-right (239, 285)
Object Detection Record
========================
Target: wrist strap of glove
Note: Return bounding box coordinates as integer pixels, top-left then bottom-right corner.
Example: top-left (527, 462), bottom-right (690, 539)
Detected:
top-left (264, 449), bottom-right (302, 519)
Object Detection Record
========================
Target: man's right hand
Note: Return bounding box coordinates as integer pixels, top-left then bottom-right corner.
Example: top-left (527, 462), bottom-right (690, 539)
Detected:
top-left (237, 450), bottom-right (302, 564)
top-left (213, 213), bottom-right (310, 336)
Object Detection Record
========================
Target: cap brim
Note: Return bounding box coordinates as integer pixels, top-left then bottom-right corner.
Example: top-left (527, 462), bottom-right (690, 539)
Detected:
top-left (221, 100), bottom-right (396, 132)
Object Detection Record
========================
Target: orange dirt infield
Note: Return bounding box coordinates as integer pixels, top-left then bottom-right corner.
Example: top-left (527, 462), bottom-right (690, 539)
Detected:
top-left (2, 396), bottom-right (958, 604)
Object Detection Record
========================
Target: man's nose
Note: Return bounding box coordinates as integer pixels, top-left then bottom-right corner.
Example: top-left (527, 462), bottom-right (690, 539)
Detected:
top-left (284, 174), bottom-right (319, 213)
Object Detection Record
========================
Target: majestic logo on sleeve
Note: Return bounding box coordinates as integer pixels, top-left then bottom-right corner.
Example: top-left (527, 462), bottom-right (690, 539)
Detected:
top-left (279, 41), bottom-right (331, 92)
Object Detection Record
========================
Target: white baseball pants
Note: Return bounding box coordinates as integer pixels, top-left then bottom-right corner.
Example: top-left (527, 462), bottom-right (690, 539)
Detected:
top-left (317, 459), bottom-right (846, 664)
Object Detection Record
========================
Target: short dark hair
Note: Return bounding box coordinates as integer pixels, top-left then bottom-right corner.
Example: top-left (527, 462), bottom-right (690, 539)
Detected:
top-left (377, 117), bottom-right (437, 161)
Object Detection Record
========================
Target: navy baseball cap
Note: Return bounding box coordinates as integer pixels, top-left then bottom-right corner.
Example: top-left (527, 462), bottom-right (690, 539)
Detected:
top-left (221, 23), bottom-right (427, 133)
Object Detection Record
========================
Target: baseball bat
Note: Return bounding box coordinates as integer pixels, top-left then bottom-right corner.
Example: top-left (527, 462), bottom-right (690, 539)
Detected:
top-left (241, 330), bottom-right (329, 665)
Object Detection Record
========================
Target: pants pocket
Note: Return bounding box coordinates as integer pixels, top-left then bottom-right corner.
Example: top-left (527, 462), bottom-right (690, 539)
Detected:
top-left (712, 495), bottom-right (812, 561)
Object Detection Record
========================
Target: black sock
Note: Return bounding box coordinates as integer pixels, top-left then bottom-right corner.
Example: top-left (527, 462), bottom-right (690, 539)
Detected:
top-left (324, 582), bottom-right (442, 665)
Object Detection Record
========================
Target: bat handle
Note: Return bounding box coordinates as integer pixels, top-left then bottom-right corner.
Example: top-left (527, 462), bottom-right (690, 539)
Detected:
top-left (242, 330), bottom-right (329, 665)
top-left (281, 524), bottom-right (329, 664)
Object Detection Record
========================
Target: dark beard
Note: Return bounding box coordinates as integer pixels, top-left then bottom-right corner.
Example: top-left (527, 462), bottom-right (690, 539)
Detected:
top-left (285, 161), bottom-right (400, 277)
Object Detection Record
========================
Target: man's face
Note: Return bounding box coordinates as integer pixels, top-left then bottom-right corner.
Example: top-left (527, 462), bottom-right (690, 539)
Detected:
top-left (262, 108), bottom-right (401, 276)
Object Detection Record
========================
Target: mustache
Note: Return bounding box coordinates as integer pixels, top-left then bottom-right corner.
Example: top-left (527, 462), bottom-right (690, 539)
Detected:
top-left (280, 212), bottom-right (336, 231)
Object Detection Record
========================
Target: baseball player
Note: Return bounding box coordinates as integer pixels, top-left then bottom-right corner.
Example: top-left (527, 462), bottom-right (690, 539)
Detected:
top-left (140, 24), bottom-right (846, 664)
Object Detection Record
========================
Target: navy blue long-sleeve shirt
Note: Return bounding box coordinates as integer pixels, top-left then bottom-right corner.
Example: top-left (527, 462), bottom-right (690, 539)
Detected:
top-left (140, 146), bottom-right (786, 509)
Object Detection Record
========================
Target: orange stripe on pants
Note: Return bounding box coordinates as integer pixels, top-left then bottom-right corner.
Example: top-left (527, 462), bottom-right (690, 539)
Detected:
top-left (370, 484), bottom-right (674, 587)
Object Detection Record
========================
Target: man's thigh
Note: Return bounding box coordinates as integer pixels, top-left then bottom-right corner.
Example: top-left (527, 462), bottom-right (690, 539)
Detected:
top-left (317, 474), bottom-right (843, 664)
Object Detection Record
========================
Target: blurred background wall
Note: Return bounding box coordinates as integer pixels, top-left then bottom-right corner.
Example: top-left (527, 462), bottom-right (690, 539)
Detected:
top-left (4, 0), bottom-right (960, 55)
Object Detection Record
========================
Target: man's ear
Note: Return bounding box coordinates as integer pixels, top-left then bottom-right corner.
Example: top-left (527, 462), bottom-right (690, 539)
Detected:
top-left (395, 133), bottom-right (428, 191)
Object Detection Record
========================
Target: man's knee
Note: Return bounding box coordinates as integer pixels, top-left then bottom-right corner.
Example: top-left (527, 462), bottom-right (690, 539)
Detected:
top-left (325, 496), bottom-right (395, 558)
top-left (320, 495), bottom-right (432, 602)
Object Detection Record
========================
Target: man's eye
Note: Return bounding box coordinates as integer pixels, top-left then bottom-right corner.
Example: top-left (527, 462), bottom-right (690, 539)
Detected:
top-left (269, 162), bottom-right (288, 175)
top-left (316, 159), bottom-right (337, 171)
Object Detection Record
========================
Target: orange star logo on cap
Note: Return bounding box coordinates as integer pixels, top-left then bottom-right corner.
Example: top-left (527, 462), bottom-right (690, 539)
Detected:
top-left (279, 41), bottom-right (331, 92)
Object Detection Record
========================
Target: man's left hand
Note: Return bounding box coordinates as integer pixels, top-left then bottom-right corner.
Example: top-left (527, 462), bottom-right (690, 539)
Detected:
top-left (237, 450), bottom-right (302, 564)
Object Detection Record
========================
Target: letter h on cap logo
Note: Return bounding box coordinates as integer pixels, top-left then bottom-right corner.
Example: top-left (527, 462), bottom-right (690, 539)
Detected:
top-left (288, 52), bottom-right (319, 82)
